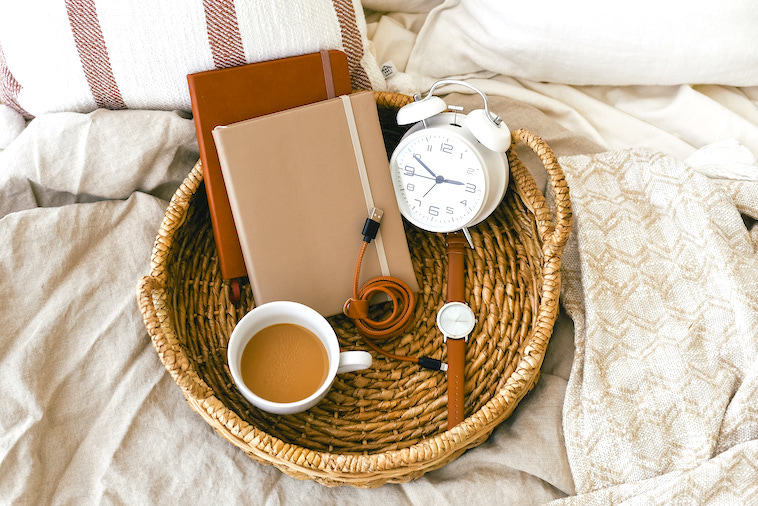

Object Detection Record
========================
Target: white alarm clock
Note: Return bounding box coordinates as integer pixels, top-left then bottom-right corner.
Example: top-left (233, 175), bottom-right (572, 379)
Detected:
top-left (389, 80), bottom-right (510, 235)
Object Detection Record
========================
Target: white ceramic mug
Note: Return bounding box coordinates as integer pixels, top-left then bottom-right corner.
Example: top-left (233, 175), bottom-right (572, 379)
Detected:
top-left (227, 301), bottom-right (372, 415)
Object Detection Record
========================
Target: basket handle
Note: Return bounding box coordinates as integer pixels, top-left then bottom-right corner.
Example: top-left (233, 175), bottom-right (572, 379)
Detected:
top-left (137, 275), bottom-right (165, 347)
top-left (509, 129), bottom-right (573, 255)
top-left (136, 275), bottom-right (213, 399)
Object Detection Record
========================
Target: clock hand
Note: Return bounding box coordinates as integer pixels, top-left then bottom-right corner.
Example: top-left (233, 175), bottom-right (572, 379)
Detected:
top-left (414, 174), bottom-right (437, 181)
top-left (442, 179), bottom-right (464, 185)
top-left (422, 181), bottom-right (438, 198)
top-left (413, 154), bottom-right (437, 178)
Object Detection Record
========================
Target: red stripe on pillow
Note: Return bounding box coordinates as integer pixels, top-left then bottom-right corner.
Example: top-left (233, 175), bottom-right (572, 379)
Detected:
top-left (203, 0), bottom-right (246, 69)
top-left (0, 44), bottom-right (32, 119)
top-left (66, 0), bottom-right (126, 110)
top-left (331, 0), bottom-right (371, 90)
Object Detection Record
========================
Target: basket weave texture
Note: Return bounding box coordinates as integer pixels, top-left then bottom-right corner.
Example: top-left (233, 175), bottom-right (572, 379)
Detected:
top-left (137, 92), bottom-right (572, 487)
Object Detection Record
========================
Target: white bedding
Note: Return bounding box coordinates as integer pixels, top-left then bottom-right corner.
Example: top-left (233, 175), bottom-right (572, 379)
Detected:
top-left (2, 2), bottom-right (758, 504)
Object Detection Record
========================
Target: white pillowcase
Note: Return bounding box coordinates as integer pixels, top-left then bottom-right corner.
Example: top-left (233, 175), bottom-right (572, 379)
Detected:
top-left (0, 0), bottom-right (385, 118)
top-left (406, 0), bottom-right (758, 86)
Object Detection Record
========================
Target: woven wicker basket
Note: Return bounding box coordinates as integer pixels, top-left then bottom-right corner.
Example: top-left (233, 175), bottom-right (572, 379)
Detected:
top-left (137, 92), bottom-right (572, 487)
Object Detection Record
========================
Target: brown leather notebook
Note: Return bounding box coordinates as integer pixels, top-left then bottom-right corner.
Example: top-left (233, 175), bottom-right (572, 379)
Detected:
top-left (212, 91), bottom-right (419, 317)
top-left (188, 50), bottom-right (352, 281)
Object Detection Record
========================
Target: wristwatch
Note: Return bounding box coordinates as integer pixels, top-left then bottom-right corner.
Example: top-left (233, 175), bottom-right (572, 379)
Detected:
top-left (436, 232), bottom-right (475, 429)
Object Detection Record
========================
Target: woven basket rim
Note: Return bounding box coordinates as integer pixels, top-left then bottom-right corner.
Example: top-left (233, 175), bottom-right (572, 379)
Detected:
top-left (137, 91), bottom-right (572, 485)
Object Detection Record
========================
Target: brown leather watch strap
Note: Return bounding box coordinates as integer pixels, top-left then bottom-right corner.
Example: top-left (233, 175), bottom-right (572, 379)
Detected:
top-left (446, 231), bottom-right (468, 429)
top-left (447, 337), bottom-right (466, 428)
top-left (446, 232), bottom-right (467, 303)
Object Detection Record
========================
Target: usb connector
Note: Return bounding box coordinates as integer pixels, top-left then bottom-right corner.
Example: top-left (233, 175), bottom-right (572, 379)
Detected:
top-left (418, 356), bottom-right (448, 371)
top-left (362, 207), bottom-right (383, 242)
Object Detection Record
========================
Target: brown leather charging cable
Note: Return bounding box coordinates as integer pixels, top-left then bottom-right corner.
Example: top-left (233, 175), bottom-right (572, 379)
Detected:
top-left (343, 208), bottom-right (447, 371)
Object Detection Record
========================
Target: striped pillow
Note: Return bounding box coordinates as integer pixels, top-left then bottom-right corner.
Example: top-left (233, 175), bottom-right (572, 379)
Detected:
top-left (0, 0), bottom-right (385, 119)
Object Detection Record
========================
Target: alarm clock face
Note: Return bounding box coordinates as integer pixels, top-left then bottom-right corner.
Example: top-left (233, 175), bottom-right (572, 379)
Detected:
top-left (389, 127), bottom-right (487, 233)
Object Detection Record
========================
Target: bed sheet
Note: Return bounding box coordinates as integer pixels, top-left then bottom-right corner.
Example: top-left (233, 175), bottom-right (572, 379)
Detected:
top-left (2, 4), bottom-right (758, 505)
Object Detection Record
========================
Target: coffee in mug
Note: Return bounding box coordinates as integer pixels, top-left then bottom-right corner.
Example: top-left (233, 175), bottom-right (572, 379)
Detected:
top-left (240, 323), bottom-right (328, 403)
top-left (227, 301), bottom-right (373, 415)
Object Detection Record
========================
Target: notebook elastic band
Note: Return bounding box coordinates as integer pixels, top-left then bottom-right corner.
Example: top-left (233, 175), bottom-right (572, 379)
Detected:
top-left (340, 95), bottom-right (390, 277)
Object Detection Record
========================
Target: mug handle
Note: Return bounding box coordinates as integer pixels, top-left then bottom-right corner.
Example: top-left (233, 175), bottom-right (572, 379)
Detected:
top-left (337, 351), bottom-right (373, 374)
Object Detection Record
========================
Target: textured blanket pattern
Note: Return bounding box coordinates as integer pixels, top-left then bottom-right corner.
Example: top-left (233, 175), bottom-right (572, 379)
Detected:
top-left (554, 149), bottom-right (758, 503)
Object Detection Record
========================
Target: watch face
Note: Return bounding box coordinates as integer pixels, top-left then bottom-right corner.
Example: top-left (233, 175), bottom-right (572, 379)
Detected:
top-left (437, 302), bottom-right (476, 339)
top-left (390, 128), bottom-right (487, 232)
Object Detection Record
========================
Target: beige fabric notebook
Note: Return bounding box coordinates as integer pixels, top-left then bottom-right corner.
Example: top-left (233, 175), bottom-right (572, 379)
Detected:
top-left (212, 91), bottom-right (419, 317)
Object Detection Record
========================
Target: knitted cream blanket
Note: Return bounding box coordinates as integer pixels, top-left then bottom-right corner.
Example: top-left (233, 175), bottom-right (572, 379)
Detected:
top-left (553, 148), bottom-right (758, 503)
